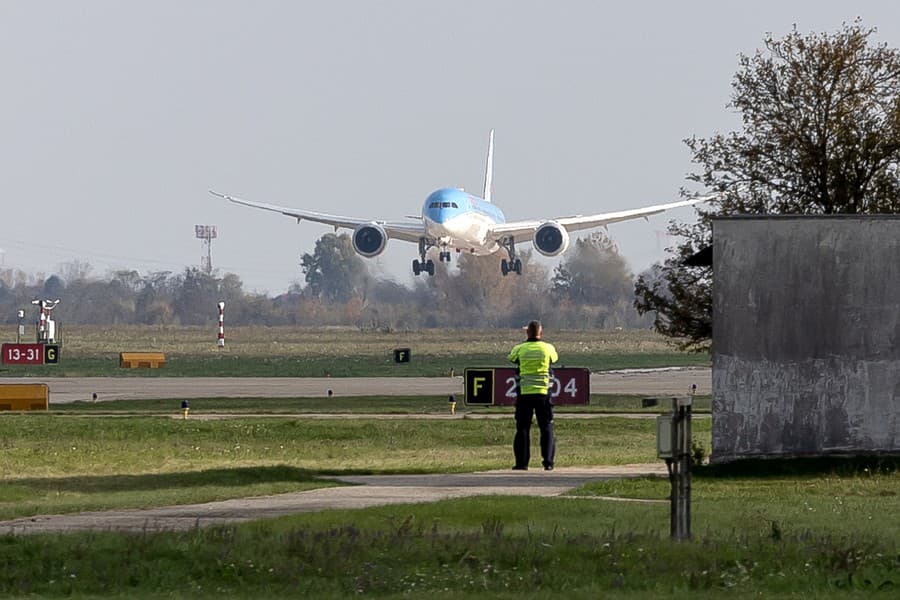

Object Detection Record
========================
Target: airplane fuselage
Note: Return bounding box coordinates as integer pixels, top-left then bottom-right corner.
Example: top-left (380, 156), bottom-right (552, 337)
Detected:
top-left (421, 188), bottom-right (506, 256)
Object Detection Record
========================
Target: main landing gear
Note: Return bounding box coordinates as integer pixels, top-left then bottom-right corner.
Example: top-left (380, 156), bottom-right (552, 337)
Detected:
top-left (412, 258), bottom-right (435, 276)
top-left (500, 236), bottom-right (522, 276)
top-left (413, 237), bottom-right (436, 276)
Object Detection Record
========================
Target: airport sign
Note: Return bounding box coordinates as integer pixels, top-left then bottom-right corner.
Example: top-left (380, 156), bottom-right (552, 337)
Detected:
top-left (2, 343), bottom-right (60, 365)
top-left (464, 367), bottom-right (590, 406)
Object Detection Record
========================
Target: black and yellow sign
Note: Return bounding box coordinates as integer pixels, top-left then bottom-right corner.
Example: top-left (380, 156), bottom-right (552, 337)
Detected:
top-left (464, 368), bottom-right (496, 405)
top-left (43, 344), bottom-right (59, 364)
top-left (393, 348), bottom-right (411, 363)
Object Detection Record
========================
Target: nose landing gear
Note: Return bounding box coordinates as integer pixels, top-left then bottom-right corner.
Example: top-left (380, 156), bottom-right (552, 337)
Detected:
top-left (501, 258), bottom-right (522, 276)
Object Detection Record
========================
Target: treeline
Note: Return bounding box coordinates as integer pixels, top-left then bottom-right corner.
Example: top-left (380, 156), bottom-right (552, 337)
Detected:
top-left (0, 233), bottom-right (652, 330)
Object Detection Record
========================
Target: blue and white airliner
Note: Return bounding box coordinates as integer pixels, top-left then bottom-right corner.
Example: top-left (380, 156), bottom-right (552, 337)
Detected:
top-left (211, 131), bottom-right (714, 277)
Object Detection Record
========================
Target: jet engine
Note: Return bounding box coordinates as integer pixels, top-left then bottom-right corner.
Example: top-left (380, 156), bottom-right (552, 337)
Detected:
top-left (352, 222), bottom-right (388, 257)
top-left (532, 221), bottom-right (570, 257)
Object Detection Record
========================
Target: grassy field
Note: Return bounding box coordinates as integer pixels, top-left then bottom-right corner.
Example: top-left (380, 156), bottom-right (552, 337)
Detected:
top-left (0, 412), bottom-right (701, 520)
top-left (0, 412), bottom-right (896, 597)
top-left (0, 325), bottom-right (709, 376)
top-left (1, 328), bottom-right (892, 597)
top-left (0, 424), bottom-right (895, 598)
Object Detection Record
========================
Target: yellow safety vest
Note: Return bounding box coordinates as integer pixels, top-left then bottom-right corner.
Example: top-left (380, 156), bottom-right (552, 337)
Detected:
top-left (507, 339), bottom-right (558, 395)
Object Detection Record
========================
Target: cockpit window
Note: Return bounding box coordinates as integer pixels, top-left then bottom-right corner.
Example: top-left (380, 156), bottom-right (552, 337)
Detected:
top-left (430, 202), bottom-right (440, 208)
top-left (439, 202), bottom-right (458, 208)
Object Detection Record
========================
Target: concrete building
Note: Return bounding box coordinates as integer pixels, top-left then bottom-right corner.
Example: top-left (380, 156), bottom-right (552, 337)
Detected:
top-left (712, 216), bottom-right (900, 462)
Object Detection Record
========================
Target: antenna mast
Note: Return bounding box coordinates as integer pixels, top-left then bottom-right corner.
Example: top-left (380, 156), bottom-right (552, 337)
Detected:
top-left (194, 225), bottom-right (218, 274)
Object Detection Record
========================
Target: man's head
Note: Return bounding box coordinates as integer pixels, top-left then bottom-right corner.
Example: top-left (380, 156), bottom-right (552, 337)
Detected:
top-left (526, 320), bottom-right (542, 340)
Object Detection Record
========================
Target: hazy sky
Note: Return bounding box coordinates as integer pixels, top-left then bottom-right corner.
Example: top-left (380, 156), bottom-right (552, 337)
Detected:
top-left (3, 2), bottom-right (900, 294)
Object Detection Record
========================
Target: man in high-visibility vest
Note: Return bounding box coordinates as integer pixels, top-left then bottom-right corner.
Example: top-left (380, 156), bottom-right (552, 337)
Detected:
top-left (507, 320), bottom-right (558, 470)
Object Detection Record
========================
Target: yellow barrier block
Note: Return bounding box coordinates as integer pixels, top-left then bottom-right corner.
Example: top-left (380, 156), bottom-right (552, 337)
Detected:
top-left (0, 384), bottom-right (49, 411)
top-left (119, 352), bottom-right (166, 369)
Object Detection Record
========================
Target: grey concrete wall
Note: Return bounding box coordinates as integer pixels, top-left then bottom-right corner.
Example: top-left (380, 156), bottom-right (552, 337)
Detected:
top-left (712, 217), bottom-right (900, 462)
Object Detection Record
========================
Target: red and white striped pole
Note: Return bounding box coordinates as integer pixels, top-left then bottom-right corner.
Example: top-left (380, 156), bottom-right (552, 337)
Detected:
top-left (217, 301), bottom-right (225, 348)
top-left (38, 303), bottom-right (46, 342)
top-left (32, 299), bottom-right (46, 342)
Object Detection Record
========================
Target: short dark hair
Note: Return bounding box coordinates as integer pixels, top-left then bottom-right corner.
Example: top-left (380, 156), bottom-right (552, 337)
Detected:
top-left (526, 320), bottom-right (541, 338)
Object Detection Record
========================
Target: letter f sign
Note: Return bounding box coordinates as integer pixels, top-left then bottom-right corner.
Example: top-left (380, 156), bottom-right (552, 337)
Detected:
top-left (464, 369), bottom-right (494, 405)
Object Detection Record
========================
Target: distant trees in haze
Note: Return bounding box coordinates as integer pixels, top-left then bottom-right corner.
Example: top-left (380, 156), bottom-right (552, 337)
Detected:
top-left (552, 235), bottom-right (636, 328)
top-left (0, 229), bottom-right (649, 330)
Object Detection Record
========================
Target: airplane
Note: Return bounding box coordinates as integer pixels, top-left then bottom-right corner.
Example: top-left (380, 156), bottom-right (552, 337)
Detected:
top-left (211, 131), bottom-right (714, 277)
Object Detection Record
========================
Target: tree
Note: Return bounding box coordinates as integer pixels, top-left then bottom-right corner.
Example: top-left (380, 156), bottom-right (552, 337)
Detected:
top-left (429, 251), bottom-right (549, 327)
top-left (172, 267), bottom-right (222, 325)
top-left (41, 275), bottom-right (65, 299)
top-left (135, 271), bottom-right (175, 325)
top-left (551, 234), bottom-right (635, 327)
top-left (636, 21), bottom-right (900, 350)
top-left (299, 233), bottom-right (371, 303)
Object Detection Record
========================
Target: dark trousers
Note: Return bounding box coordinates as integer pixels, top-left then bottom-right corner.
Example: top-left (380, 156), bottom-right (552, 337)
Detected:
top-left (514, 393), bottom-right (555, 468)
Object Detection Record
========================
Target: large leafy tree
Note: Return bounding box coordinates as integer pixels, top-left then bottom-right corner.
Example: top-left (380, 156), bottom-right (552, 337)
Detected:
top-left (551, 234), bottom-right (638, 328)
top-left (299, 233), bottom-right (371, 303)
top-left (552, 234), bottom-right (632, 306)
top-left (636, 21), bottom-right (900, 350)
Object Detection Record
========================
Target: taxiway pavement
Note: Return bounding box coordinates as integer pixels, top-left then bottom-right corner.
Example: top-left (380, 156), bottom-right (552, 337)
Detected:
top-left (2, 367), bottom-right (710, 404)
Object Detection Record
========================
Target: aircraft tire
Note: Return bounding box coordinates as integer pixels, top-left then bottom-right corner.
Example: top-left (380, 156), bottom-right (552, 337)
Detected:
top-left (412, 259), bottom-right (421, 275)
top-left (501, 259), bottom-right (509, 276)
top-left (426, 260), bottom-right (435, 276)
top-left (514, 259), bottom-right (522, 274)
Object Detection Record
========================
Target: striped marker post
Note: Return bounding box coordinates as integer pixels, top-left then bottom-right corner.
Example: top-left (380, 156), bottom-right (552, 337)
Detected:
top-left (38, 304), bottom-right (46, 342)
top-left (31, 299), bottom-right (59, 343)
top-left (217, 301), bottom-right (225, 348)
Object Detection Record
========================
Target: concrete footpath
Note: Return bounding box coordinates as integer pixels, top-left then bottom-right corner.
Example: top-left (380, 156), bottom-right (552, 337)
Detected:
top-left (0, 465), bottom-right (666, 535)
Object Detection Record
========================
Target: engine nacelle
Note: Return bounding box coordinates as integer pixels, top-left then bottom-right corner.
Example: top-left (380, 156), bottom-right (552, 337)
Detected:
top-left (352, 222), bottom-right (388, 257)
top-left (532, 221), bottom-right (570, 257)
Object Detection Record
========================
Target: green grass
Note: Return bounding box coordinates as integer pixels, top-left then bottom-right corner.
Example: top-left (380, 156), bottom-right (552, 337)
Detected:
top-left (0, 325), bottom-right (710, 377)
top-left (0, 473), bottom-right (896, 598)
top-left (0, 412), bottom-right (896, 598)
top-left (0, 414), bottom-right (707, 520)
top-left (0, 351), bottom-right (708, 377)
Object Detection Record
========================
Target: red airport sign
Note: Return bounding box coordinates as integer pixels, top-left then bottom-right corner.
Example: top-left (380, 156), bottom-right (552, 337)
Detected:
top-left (465, 367), bottom-right (590, 406)
top-left (2, 343), bottom-right (59, 365)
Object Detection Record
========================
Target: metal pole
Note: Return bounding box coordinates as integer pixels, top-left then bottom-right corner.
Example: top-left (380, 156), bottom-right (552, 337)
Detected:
top-left (684, 400), bottom-right (692, 538)
top-left (669, 398), bottom-right (678, 539)
top-left (674, 397), bottom-right (692, 540)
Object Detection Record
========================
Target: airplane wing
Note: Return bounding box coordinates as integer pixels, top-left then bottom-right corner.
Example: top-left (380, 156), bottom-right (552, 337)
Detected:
top-left (487, 195), bottom-right (715, 240)
top-left (211, 191), bottom-right (426, 243)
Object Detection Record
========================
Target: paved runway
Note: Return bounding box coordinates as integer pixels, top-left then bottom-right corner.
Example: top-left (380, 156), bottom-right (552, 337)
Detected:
top-left (2, 367), bottom-right (710, 404)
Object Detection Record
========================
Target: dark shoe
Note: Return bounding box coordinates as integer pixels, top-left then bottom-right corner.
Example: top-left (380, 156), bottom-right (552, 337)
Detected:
top-left (512, 465), bottom-right (528, 471)
top-left (543, 465), bottom-right (554, 471)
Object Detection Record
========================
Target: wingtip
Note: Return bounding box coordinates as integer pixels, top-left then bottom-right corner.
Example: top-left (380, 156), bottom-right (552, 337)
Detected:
top-left (210, 190), bottom-right (237, 203)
